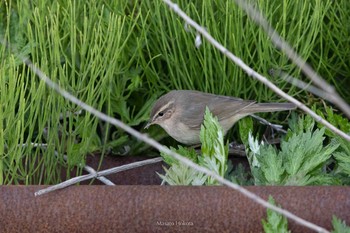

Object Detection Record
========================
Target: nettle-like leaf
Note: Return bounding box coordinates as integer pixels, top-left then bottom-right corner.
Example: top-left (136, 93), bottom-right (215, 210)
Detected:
top-left (334, 151), bottom-right (350, 176)
top-left (301, 140), bottom-right (339, 173)
top-left (261, 196), bottom-right (290, 233)
top-left (334, 137), bottom-right (350, 177)
top-left (159, 108), bottom-right (228, 185)
top-left (287, 112), bottom-right (315, 136)
top-left (332, 216), bottom-right (350, 233)
top-left (316, 107), bottom-right (350, 178)
top-left (317, 106), bottom-right (350, 137)
top-left (248, 117), bottom-right (340, 185)
top-left (158, 163), bottom-right (207, 186)
top-left (200, 108), bottom-right (228, 184)
top-left (239, 116), bottom-right (254, 146)
top-left (259, 145), bottom-right (285, 185)
top-left (247, 132), bottom-right (263, 168)
top-left (160, 145), bottom-right (198, 166)
top-left (228, 163), bottom-right (254, 185)
top-left (198, 156), bottom-right (220, 184)
top-left (283, 128), bottom-right (338, 185)
top-left (158, 146), bottom-right (204, 186)
top-left (247, 132), bottom-right (265, 185)
top-left (283, 128), bottom-right (324, 175)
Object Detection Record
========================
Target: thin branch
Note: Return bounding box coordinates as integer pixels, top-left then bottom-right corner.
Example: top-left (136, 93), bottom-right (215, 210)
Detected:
top-left (230, 0), bottom-right (350, 118)
top-left (59, 152), bottom-right (115, 186)
top-left (83, 165), bottom-right (115, 186)
top-left (35, 157), bottom-right (163, 196)
top-left (161, 0), bottom-right (350, 143)
top-left (270, 69), bottom-right (338, 103)
top-left (251, 114), bottom-right (287, 134)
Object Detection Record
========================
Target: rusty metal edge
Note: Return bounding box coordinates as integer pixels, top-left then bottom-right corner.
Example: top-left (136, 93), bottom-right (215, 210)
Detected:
top-left (0, 186), bottom-right (349, 233)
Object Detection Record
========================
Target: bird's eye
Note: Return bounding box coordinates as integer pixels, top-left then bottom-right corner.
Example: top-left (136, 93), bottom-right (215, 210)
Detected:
top-left (158, 112), bottom-right (164, 117)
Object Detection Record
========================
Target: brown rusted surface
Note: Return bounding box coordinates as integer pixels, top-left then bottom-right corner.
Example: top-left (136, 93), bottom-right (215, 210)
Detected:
top-left (0, 186), bottom-right (349, 232)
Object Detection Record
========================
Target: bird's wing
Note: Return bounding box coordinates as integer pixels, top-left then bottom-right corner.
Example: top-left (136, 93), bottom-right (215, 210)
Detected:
top-left (180, 93), bottom-right (255, 130)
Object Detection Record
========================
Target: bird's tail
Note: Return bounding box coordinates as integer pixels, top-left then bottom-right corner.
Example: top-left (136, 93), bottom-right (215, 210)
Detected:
top-left (247, 102), bottom-right (296, 113)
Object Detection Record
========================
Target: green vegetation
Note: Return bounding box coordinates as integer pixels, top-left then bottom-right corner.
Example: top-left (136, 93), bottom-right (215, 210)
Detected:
top-left (1, 0), bottom-right (350, 230)
top-left (261, 197), bottom-right (350, 233)
top-left (332, 216), bottom-right (350, 233)
top-left (160, 107), bottom-right (350, 185)
top-left (1, 0), bottom-right (350, 188)
top-left (262, 197), bottom-right (290, 233)
top-left (247, 114), bottom-right (340, 186)
top-left (159, 108), bottom-right (228, 185)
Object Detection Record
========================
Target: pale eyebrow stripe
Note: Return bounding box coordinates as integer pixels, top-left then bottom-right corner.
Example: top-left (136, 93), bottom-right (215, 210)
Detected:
top-left (153, 101), bottom-right (174, 121)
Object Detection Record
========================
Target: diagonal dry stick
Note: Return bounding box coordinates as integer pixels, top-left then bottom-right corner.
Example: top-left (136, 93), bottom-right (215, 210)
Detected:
top-left (162, 0), bottom-right (350, 143)
top-left (230, 0), bottom-right (350, 118)
top-left (35, 157), bottom-right (163, 195)
top-left (270, 69), bottom-right (335, 102)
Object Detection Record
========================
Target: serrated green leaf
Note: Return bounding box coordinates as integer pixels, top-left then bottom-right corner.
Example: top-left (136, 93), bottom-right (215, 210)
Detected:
top-left (158, 164), bottom-right (207, 185)
top-left (227, 163), bottom-right (254, 185)
top-left (317, 106), bottom-right (350, 137)
top-left (239, 116), bottom-right (253, 146)
top-left (259, 145), bottom-right (285, 185)
top-left (200, 107), bottom-right (228, 180)
top-left (251, 115), bottom-right (339, 185)
top-left (334, 152), bottom-right (350, 176)
top-left (160, 145), bottom-right (198, 166)
top-left (281, 131), bottom-right (306, 176)
top-left (300, 142), bottom-right (339, 173)
top-left (332, 216), bottom-right (350, 233)
top-left (287, 112), bottom-right (315, 137)
top-left (283, 128), bottom-right (327, 176)
top-left (262, 196), bottom-right (290, 233)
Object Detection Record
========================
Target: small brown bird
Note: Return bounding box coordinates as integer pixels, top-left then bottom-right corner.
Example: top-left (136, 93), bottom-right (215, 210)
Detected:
top-left (145, 90), bottom-right (295, 145)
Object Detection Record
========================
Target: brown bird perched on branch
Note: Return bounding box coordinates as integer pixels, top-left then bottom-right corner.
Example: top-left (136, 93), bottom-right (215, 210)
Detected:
top-left (145, 90), bottom-right (295, 145)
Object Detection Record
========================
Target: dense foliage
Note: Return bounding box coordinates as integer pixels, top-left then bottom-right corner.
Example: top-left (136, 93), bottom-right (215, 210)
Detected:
top-left (1, 0), bottom-right (349, 187)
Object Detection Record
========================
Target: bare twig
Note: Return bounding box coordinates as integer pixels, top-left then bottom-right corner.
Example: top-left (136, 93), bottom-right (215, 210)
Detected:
top-left (162, 0), bottom-right (350, 144)
top-left (59, 153), bottom-right (116, 186)
top-left (35, 157), bottom-right (163, 196)
top-left (251, 114), bottom-right (287, 134)
top-left (270, 69), bottom-right (337, 103)
top-left (83, 165), bottom-right (116, 186)
top-left (230, 0), bottom-right (350, 118)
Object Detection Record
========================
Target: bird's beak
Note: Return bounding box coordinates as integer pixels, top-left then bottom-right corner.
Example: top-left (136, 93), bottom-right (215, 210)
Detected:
top-left (144, 121), bottom-right (152, 129)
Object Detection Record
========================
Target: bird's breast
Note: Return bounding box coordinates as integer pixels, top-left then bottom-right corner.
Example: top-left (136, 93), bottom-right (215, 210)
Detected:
top-left (162, 121), bottom-right (201, 145)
